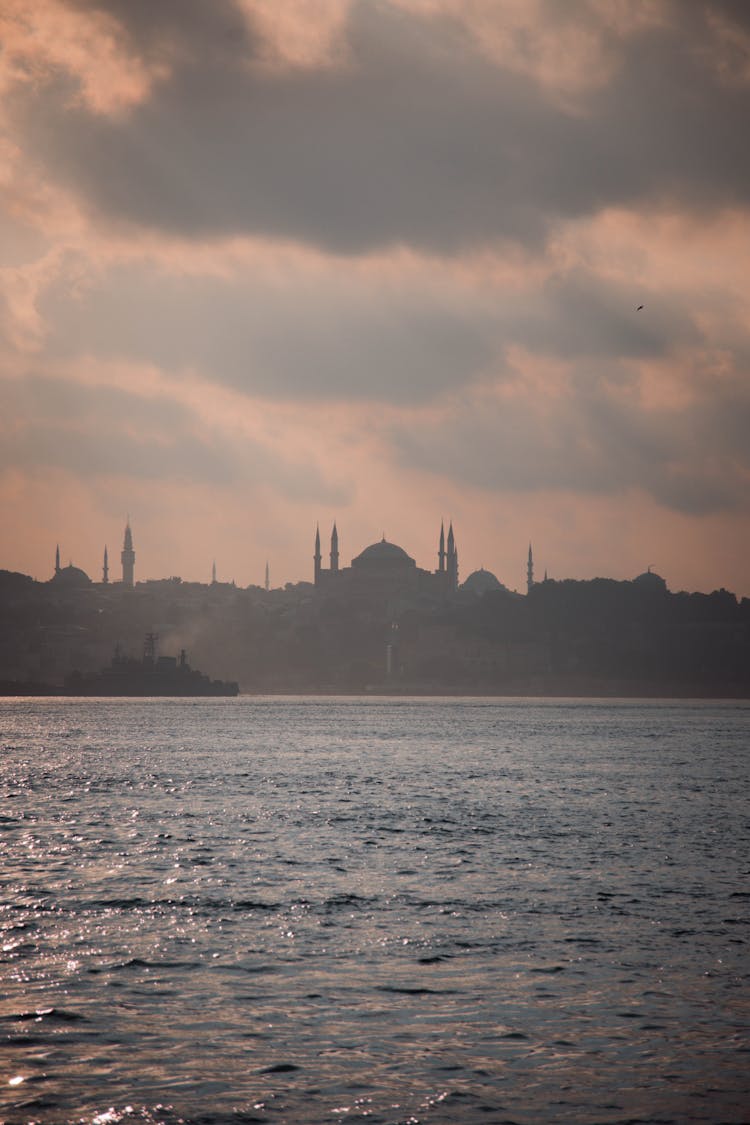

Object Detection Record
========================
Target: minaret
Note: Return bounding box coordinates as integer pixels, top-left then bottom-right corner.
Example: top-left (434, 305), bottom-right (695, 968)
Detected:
top-left (265, 561), bottom-right (270, 592)
top-left (211, 560), bottom-right (217, 585)
top-left (330, 522), bottom-right (339, 573)
top-left (527, 543), bottom-right (534, 595)
top-left (438, 521), bottom-right (446, 573)
top-left (121, 519), bottom-right (135, 588)
top-left (314, 524), bottom-right (322, 585)
top-left (55, 544), bottom-right (61, 577)
top-left (447, 522), bottom-right (458, 590)
top-left (102, 546), bottom-right (109, 584)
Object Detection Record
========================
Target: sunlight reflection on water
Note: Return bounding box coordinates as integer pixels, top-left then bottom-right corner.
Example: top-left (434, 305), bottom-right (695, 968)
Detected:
top-left (0, 696), bottom-right (748, 1123)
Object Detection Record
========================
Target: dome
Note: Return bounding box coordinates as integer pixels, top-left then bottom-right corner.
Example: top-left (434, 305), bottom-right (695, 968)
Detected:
top-left (351, 537), bottom-right (415, 570)
top-left (633, 567), bottom-right (667, 591)
top-left (461, 568), bottom-right (503, 596)
top-left (49, 563), bottom-right (92, 588)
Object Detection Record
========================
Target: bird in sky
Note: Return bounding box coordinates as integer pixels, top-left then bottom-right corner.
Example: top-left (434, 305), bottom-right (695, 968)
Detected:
top-left (636, 304), bottom-right (644, 310)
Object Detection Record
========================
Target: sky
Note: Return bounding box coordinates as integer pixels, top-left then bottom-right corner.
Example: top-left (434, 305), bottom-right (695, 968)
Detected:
top-left (1, 0), bottom-right (749, 595)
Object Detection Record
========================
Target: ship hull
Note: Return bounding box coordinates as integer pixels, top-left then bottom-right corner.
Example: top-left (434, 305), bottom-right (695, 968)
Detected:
top-left (62, 676), bottom-right (239, 697)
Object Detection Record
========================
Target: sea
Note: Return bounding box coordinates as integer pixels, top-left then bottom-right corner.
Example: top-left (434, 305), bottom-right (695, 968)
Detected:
top-left (0, 696), bottom-right (748, 1125)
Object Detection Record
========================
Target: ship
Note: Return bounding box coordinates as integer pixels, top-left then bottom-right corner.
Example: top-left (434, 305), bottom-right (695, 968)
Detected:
top-left (64, 633), bottom-right (239, 697)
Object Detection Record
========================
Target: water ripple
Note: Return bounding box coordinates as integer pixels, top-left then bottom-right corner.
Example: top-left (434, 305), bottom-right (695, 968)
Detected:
top-left (0, 696), bottom-right (748, 1124)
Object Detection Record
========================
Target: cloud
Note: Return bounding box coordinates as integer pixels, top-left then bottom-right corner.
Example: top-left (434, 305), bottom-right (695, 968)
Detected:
top-left (29, 241), bottom-right (715, 405)
top-left (0, 0), bottom-right (162, 116)
top-left (0, 373), bottom-right (345, 502)
top-left (4, 1), bottom-right (748, 257)
top-left (2, 1), bottom-right (750, 596)
top-left (35, 251), bottom-right (499, 402)
top-left (387, 362), bottom-right (750, 516)
top-left (501, 267), bottom-right (701, 361)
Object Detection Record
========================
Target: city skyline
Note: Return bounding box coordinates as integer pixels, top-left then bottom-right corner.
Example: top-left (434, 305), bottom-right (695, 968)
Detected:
top-left (10, 505), bottom-right (744, 596)
top-left (2, 2), bottom-right (749, 599)
top-left (45, 517), bottom-right (468, 592)
top-left (19, 514), bottom-right (727, 601)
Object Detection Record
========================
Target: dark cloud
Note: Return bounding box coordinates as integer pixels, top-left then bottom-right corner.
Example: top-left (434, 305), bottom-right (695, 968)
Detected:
top-left (35, 254), bottom-right (709, 403)
top-left (675, 0), bottom-right (750, 37)
top-left (0, 375), bottom-right (235, 482)
top-left (38, 260), bottom-right (498, 403)
top-left (70, 0), bottom-right (254, 61)
top-left (11, 1), bottom-right (750, 255)
top-left (0, 375), bottom-right (345, 502)
top-left (388, 370), bottom-right (750, 516)
top-left (507, 269), bottom-right (700, 361)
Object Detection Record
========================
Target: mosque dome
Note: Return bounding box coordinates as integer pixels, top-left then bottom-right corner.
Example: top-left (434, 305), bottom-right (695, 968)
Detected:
top-left (461, 568), bottom-right (504, 596)
top-left (633, 567), bottom-right (667, 591)
top-left (49, 563), bottom-right (92, 589)
top-left (351, 538), bottom-right (416, 570)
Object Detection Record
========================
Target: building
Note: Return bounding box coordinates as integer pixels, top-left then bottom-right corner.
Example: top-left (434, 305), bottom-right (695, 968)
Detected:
top-left (313, 522), bottom-right (459, 607)
top-left (121, 520), bottom-right (135, 587)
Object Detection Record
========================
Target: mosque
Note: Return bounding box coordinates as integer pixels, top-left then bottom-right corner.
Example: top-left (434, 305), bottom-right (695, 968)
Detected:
top-left (312, 521), bottom-right (511, 600)
top-left (49, 520), bottom-right (136, 590)
top-left (44, 517), bottom-right (666, 605)
top-left (47, 517), bottom-right (516, 599)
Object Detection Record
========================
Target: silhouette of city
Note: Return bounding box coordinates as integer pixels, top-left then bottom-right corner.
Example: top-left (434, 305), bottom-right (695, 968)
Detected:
top-left (1, 520), bottom-right (748, 696)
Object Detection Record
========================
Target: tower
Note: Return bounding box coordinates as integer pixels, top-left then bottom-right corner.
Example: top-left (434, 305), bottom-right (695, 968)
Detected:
top-left (527, 543), bottom-right (534, 595)
top-left (211, 560), bottom-right (217, 584)
top-left (438, 521), bottom-right (446, 573)
top-left (265, 561), bottom-right (270, 592)
top-left (55, 544), bottom-right (61, 577)
top-left (446, 522), bottom-right (458, 590)
top-left (330, 522), bottom-right (339, 573)
top-left (102, 546), bottom-right (109, 584)
top-left (314, 524), bottom-right (322, 585)
top-left (121, 519), bottom-right (135, 588)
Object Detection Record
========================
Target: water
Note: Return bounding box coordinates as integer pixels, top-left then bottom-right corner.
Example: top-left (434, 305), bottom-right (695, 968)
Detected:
top-left (1, 696), bottom-right (748, 1124)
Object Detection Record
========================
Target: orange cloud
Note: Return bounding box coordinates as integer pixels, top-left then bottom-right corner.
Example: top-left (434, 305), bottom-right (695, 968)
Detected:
top-left (0, 0), bottom-right (164, 117)
top-left (242, 0), bottom-right (351, 71)
top-left (390, 0), bottom-right (666, 105)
